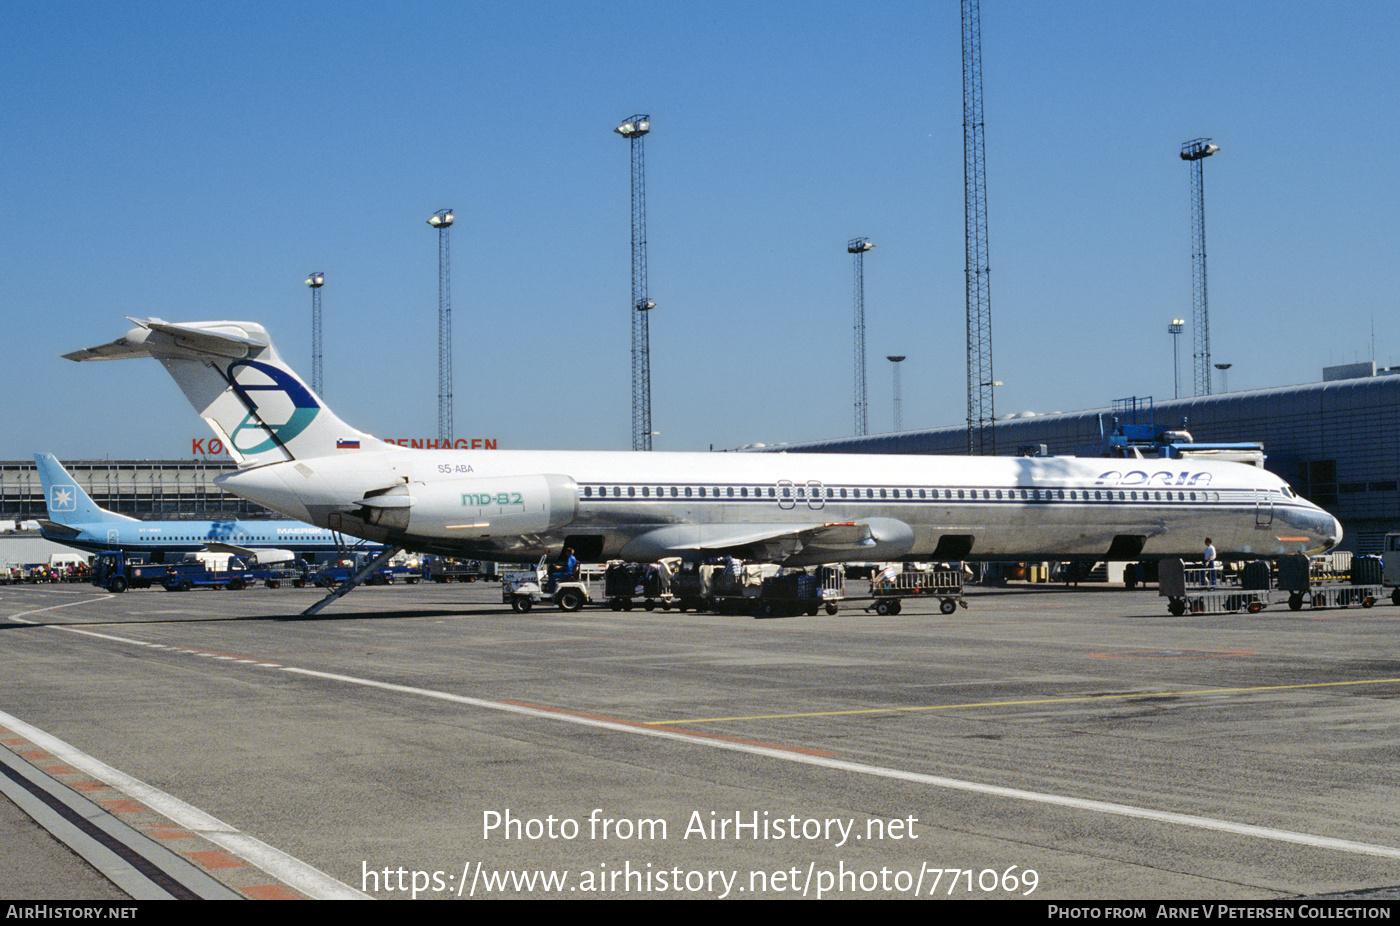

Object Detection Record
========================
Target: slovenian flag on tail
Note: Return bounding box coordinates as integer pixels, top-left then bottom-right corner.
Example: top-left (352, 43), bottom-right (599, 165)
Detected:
top-left (336, 439), bottom-right (360, 449)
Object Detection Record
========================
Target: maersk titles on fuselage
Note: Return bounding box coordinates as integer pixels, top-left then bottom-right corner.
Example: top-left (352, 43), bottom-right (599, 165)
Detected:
top-left (65, 319), bottom-right (1341, 568)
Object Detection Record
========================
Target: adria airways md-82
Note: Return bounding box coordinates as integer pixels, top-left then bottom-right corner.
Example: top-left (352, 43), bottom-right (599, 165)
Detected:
top-left (66, 319), bottom-right (1340, 575)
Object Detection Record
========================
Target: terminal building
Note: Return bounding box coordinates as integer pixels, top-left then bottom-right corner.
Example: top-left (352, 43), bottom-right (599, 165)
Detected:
top-left (0, 459), bottom-right (266, 523)
top-left (763, 364), bottom-right (1400, 555)
top-left (4, 366), bottom-right (1396, 554)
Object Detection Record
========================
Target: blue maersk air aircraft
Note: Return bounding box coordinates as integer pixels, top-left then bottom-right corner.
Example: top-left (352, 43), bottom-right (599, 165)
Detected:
top-left (34, 452), bottom-right (370, 563)
top-left (64, 318), bottom-right (1341, 579)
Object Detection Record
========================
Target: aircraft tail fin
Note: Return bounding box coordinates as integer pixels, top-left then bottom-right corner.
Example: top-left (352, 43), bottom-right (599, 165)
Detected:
top-left (33, 453), bottom-right (136, 525)
top-left (65, 319), bottom-right (392, 467)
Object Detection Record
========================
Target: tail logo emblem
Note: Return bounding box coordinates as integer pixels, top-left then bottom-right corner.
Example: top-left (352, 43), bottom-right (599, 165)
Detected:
top-left (226, 359), bottom-right (322, 454)
top-left (49, 487), bottom-right (76, 511)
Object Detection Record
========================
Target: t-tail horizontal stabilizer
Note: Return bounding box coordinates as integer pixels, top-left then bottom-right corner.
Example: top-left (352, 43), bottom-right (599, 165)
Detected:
top-left (66, 319), bottom-right (391, 467)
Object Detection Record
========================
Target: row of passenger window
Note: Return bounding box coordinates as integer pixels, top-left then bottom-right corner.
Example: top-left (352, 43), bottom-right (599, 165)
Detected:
top-left (581, 484), bottom-right (1227, 503)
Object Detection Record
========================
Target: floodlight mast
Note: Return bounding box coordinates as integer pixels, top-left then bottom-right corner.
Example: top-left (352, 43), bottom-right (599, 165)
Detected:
top-left (1181, 138), bottom-right (1219, 396)
top-left (963, 0), bottom-right (995, 455)
top-left (1168, 318), bottom-right (1185, 399)
top-left (1214, 361), bottom-right (1232, 394)
top-left (428, 209), bottom-right (454, 443)
top-left (616, 115), bottom-right (654, 451)
top-left (848, 238), bottom-right (874, 436)
top-left (305, 272), bottom-right (324, 397)
top-left (887, 355), bottom-right (906, 431)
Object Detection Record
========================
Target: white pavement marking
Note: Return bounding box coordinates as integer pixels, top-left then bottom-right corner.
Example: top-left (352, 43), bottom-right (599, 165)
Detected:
top-left (7, 595), bottom-right (110, 623)
top-left (0, 709), bottom-right (367, 900)
top-left (279, 666), bottom-right (1400, 862)
top-left (21, 606), bottom-right (1400, 867)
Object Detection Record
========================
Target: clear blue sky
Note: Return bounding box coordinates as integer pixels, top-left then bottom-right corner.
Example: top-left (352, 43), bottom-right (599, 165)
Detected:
top-left (5, 1), bottom-right (1398, 460)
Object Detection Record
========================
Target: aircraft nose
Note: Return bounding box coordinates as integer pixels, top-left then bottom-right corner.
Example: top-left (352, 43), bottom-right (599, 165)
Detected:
top-left (1325, 512), bottom-right (1343, 550)
top-left (1306, 505), bottom-right (1342, 552)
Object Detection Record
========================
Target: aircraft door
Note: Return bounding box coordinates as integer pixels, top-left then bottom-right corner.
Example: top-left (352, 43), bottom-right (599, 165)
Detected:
top-left (806, 480), bottom-right (825, 511)
top-left (1255, 490), bottom-right (1273, 527)
top-left (777, 480), bottom-right (795, 510)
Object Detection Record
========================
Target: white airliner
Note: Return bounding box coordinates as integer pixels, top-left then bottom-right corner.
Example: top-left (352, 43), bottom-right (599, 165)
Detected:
top-left (66, 319), bottom-right (1341, 569)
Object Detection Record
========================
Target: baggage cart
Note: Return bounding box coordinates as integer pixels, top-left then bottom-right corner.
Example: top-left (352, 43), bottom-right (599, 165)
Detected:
top-left (867, 567), bottom-right (965, 616)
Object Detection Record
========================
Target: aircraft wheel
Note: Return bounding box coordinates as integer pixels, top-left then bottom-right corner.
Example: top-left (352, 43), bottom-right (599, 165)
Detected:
top-left (557, 589), bottom-right (584, 612)
top-left (825, 603), bottom-right (838, 615)
top-left (109, 577), bottom-right (128, 594)
top-left (939, 598), bottom-right (956, 615)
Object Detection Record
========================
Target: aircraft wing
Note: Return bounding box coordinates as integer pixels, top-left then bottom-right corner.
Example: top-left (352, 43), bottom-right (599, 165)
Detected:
top-left (202, 541), bottom-right (298, 564)
top-left (203, 541), bottom-right (264, 558)
top-left (620, 517), bottom-right (915, 566)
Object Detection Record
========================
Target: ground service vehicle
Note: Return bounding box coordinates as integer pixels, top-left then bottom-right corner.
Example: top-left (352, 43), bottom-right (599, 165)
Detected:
top-left (424, 557), bottom-right (497, 582)
top-left (503, 559), bottom-right (595, 612)
top-left (91, 551), bottom-right (175, 592)
top-left (160, 559), bottom-right (251, 591)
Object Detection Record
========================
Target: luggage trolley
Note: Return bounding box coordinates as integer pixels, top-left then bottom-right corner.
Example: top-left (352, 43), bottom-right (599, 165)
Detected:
top-left (753, 567), bottom-right (845, 617)
top-left (866, 567), bottom-right (965, 616)
top-left (1277, 554), bottom-right (1384, 612)
top-left (1158, 558), bottom-right (1268, 615)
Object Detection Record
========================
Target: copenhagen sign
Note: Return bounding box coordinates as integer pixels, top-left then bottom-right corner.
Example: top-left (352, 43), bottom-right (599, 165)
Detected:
top-left (191, 437), bottom-right (499, 456)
